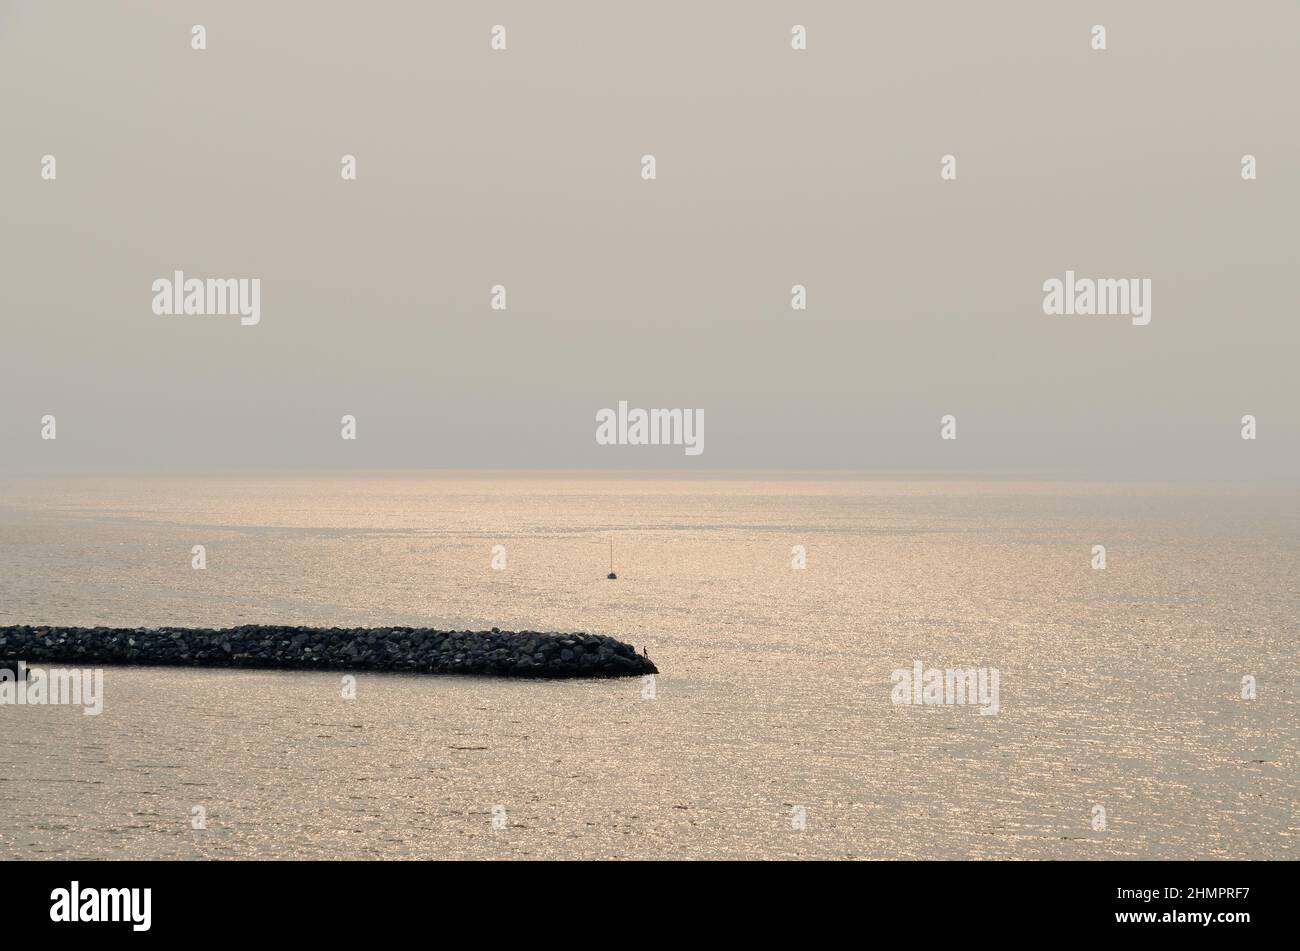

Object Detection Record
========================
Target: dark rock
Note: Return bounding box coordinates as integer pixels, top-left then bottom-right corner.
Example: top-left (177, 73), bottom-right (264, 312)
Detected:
top-left (0, 625), bottom-right (657, 679)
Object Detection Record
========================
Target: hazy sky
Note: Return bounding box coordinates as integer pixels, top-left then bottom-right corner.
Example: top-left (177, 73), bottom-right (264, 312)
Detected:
top-left (2, 1), bottom-right (1296, 477)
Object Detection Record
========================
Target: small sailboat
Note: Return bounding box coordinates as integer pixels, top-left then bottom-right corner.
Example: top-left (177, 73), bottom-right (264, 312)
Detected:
top-left (607, 538), bottom-right (617, 579)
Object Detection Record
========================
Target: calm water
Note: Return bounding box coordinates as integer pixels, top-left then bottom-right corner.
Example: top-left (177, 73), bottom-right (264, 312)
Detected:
top-left (1, 475), bottom-right (1295, 859)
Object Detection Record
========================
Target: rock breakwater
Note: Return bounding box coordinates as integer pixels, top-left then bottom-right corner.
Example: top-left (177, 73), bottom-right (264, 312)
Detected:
top-left (0, 626), bottom-right (657, 679)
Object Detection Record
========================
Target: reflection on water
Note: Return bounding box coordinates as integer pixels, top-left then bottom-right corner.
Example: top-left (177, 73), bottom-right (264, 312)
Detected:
top-left (1, 476), bottom-right (1295, 858)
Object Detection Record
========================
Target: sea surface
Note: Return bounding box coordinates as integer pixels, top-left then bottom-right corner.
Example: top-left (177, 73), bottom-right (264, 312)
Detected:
top-left (0, 475), bottom-right (1295, 859)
